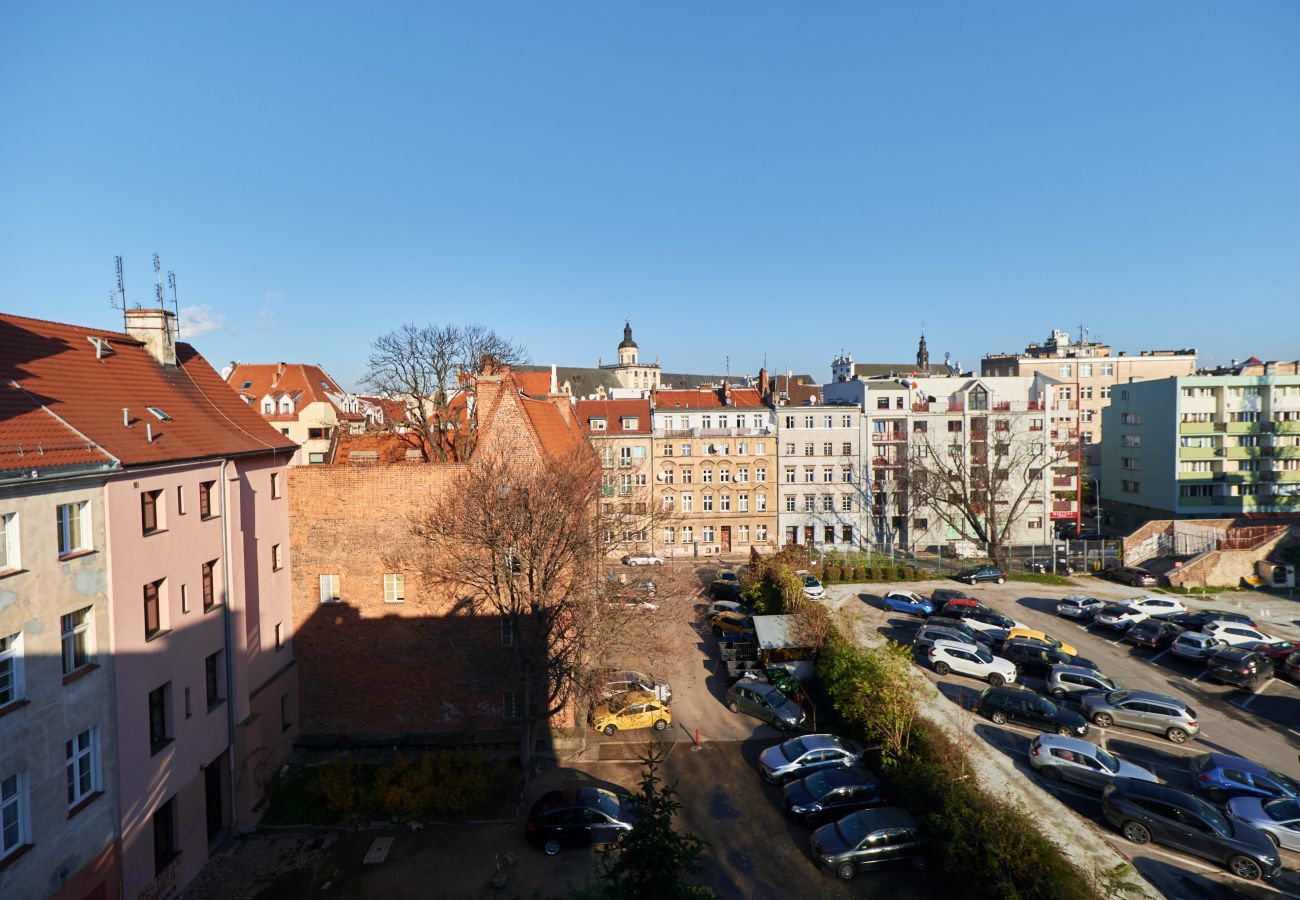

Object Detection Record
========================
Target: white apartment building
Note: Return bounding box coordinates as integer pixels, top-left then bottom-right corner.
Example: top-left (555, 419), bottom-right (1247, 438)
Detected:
top-left (774, 405), bottom-right (869, 549)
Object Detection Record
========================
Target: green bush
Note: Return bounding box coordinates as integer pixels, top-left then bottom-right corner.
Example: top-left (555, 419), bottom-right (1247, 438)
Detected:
top-left (308, 757), bottom-right (363, 815)
top-left (903, 566), bottom-right (917, 580)
top-left (894, 565), bottom-right (907, 581)
top-left (833, 567), bottom-right (846, 582)
top-left (870, 565), bottom-right (883, 581)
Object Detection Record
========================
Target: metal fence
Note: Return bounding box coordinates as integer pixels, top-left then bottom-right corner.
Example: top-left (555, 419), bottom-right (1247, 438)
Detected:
top-left (872, 540), bottom-right (1122, 578)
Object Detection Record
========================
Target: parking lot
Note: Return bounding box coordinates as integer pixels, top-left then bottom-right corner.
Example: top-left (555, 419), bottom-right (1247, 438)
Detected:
top-left (831, 576), bottom-right (1300, 899)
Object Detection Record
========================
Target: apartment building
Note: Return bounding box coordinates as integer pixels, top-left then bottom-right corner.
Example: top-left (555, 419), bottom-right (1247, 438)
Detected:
top-left (982, 329), bottom-right (1196, 469)
top-left (651, 385), bottom-right (777, 557)
top-left (575, 400), bottom-right (654, 556)
top-left (1101, 373), bottom-right (1300, 525)
top-left (773, 404), bottom-right (868, 549)
top-left (225, 362), bottom-right (381, 463)
top-left (1, 309), bottom-right (299, 900)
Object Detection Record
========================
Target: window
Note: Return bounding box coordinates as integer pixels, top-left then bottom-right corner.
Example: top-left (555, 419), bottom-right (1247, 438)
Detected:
top-left (804, 467), bottom-right (815, 483)
top-left (1080, 385), bottom-right (1093, 400)
top-left (804, 443), bottom-right (814, 456)
top-left (0, 633), bottom-right (23, 708)
top-left (205, 651), bottom-right (223, 709)
top-left (736, 466), bottom-right (749, 482)
top-left (384, 573), bottom-right (405, 603)
top-left (319, 574), bottom-right (340, 603)
top-left (270, 472), bottom-right (281, 498)
top-left (661, 442), bottom-right (673, 456)
top-left (947, 420), bottom-right (963, 433)
top-left (275, 622), bottom-right (283, 649)
top-left (57, 501), bottom-right (91, 555)
top-left (66, 727), bottom-right (100, 807)
top-left (1121, 412), bottom-right (1141, 425)
top-left (877, 397), bottom-right (891, 410)
top-left (720, 494), bottom-right (731, 512)
top-left (199, 481), bottom-right (216, 518)
top-left (499, 616), bottom-right (515, 648)
top-left (1121, 479), bottom-right (1141, 494)
top-left (144, 580), bottom-right (164, 640)
top-left (842, 466), bottom-right (853, 482)
top-left (153, 797), bottom-right (178, 875)
top-left (784, 467), bottom-right (796, 484)
top-left (681, 526), bottom-right (693, 543)
top-left (822, 442), bottom-right (833, 455)
top-left (842, 495), bottom-right (853, 511)
top-left (754, 441), bottom-right (766, 455)
top-left (701, 468), bottom-right (713, 484)
top-left (308, 452), bottom-right (326, 464)
top-left (663, 526), bottom-right (675, 544)
top-left (702, 525), bottom-right (714, 543)
top-left (1079, 364), bottom-right (1093, 378)
top-left (501, 692), bottom-right (519, 720)
top-left (271, 543), bottom-right (283, 571)
top-left (719, 468), bottom-right (731, 482)
top-left (1121, 457), bottom-right (1141, 471)
top-left (148, 685), bottom-right (171, 754)
top-left (756, 493), bottom-right (767, 511)
top-left (786, 495), bottom-right (796, 512)
top-left (61, 607), bottom-right (93, 675)
top-left (681, 493), bottom-right (693, 512)
top-left (703, 494), bottom-right (713, 512)
top-left (1121, 434), bottom-right (1141, 448)
top-left (756, 466), bottom-right (767, 482)
top-left (822, 496), bottom-right (834, 511)
top-left (823, 467), bottom-right (834, 483)
top-left (804, 496), bottom-right (815, 512)
top-left (1058, 364), bottom-right (1073, 378)
top-left (1100, 385), bottom-right (1112, 399)
top-left (841, 525), bottom-right (853, 543)
top-left (737, 442), bottom-right (748, 456)
top-left (1, 771), bottom-right (29, 859)
top-left (680, 444), bottom-right (692, 457)
top-left (784, 415), bottom-right (795, 429)
top-left (202, 560), bottom-right (217, 610)
top-left (784, 442), bottom-right (795, 456)
top-left (738, 525), bottom-right (749, 542)
top-left (738, 493), bottom-right (749, 512)
top-left (756, 524), bottom-right (767, 541)
top-left (802, 415), bottom-right (813, 429)
top-left (0, 512), bottom-right (16, 572)
top-left (662, 494), bottom-right (674, 510)
top-left (823, 415), bottom-right (832, 428)
top-left (1100, 363), bottom-right (1114, 377)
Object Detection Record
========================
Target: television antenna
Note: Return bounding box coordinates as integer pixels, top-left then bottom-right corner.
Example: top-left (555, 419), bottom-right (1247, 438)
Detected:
top-left (110, 256), bottom-right (128, 328)
top-left (167, 268), bottom-right (180, 336)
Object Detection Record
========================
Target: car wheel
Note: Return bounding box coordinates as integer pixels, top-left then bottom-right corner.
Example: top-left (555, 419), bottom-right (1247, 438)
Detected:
top-left (653, 719), bottom-right (667, 732)
top-left (988, 673), bottom-right (1005, 687)
top-left (836, 862), bottom-right (856, 881)
top-left (933, 661), bottom-right (951, 676)
top-left (1051, 689), bottom-right (1066, 700)
top-left (997, 577), bottom-right (1005, 584)
top-left (727, 700), bottom-right (741, 714)
top-left (1041, 766), bottom-right (1062, 782)
top-left (1056, 726), bottom-right (1074, 737)
top-left (543, 839), bottom-right (561, 856)
top-left (1228, 855), bottom-right (1263, 881)
top-left (1166, 727), bottom-right (1188, 744)
top-left (1121, 821), bottom-right (1151, 845)
top-left (1092, 713), bottom-right (1113, 728)
top-left (990, 711), bottom-right (1008, 725)
top-left (603, 724), bottom-right (617, 736)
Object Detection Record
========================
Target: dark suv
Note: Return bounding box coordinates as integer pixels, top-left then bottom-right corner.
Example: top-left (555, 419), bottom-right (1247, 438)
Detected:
top-left (1168, 609), bottom-right (1257, 631)
top-left (526, 788), bottom-right (637, 855)
top-left (1205, 649), bottom-right (1271, 690)
top-left (1102, 777), bottom-right (1281, 881)
top-left (956, 565), bottom-right (1005, 585)
top-left (999, 637), bottom-right (1095, 677)
top-left (976, 686), bottom-right (1090, 737)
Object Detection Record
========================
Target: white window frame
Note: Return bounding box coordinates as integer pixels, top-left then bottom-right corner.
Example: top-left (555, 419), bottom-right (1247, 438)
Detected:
top-left (65, 726), bottom-right (100, 808)
top-left (383, 573), bottom-right (405, 604)
top-left (0, 632), bottom-right (23, 708)
top-left (61, 607), bottom-right (94, 675)
top-left (1, 770), bottom-right (30, 859)
top-left (319, 574), bottom-right (340, 603)
top-left (57, 500), bottom-right (92, 556)
top-left (0, 512), bottom-right (18, 571)
top-left (756, 524), bottom-right (767, 541)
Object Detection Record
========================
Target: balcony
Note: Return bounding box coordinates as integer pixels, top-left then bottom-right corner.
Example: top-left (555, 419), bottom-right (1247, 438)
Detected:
top-left (1268, 470), bottom-right (1300, 483)
top-left (1028, 400), bottom-right (1045, 411)
top-left (1177, 470), bottom-right (1217, 481)
top-left (1219, 446), bottom-right (1264, 460)
top-left (1225, 421), bottom-right (1269, 435)
top-left (1276, 420), bottom-right (1300, 434)
top-left (912, 402), bottom-right (931, 412)
top-left (871, 432), bottom-right (907, 442)
top-left (946, 402), bottom-right (965, 413)
top-left (993, 401), bottom-right (1012, 412)
top-left (1051, 501), bottom-right (1076, 514)
top-left (1052, 475), bottom-right (1077, 489)
top-left (1178, 446), bottom-right (1218, 460)
top-left (1055, 400), bottom-right (1079, 411)
top-left (1179, 421), bottom-right (1219, 434)
top-left (872, 457), bottom-right (902, 468)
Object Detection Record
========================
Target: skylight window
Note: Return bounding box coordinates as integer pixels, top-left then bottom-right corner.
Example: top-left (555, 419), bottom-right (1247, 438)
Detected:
top-left (241, 381), bottom-right (253, 390)
top-left (147, 407), bottom-right (172, 421)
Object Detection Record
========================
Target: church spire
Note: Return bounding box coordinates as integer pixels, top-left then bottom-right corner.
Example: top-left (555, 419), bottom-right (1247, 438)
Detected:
top-left (917, 328), bottom-right (930, 373)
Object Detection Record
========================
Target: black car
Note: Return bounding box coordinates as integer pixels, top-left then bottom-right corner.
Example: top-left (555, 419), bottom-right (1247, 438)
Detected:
top-left (1106, 567), bottom-right (1158, 587)
top-left (710, 580), bottom-right (742, 601)
top-left (526, 788), bottom-right (637, 855)
top-left (1205, 649), bottom-right (1271, 690)
top-left (922, 617), bottom-right (995, 647)
top-left (929, 588), bottom-right (975, 606)
top-left (1102, 777), bottom-right (1281, 881)
top-left (1123, 619), bottom-right (1184, 650)
top-left (955, 565), bottom-right (1005, 585)
top-left (997, 637), bottom-right (1097, 677)
top-left (809, 807), bottom-right (926, 880)
top-left (977, 685), bottom-right (1090, 736)
top-left (1168, 609), bottom-right (1258, 631)
top-left (782, 768), bottom-right (890, 826)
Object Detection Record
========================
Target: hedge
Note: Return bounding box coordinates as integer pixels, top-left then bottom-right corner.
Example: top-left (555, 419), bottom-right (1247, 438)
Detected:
top-left (814, 566), bottom-right (934, 585)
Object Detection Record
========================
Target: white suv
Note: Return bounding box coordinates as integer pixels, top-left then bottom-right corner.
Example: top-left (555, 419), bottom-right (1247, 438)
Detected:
top-left (1201, 621), bottom-right (1277, 647)
top-left (928, 639), bottom-right (1017, 687)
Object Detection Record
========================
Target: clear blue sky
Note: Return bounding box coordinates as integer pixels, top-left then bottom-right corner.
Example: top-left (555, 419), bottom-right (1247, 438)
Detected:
top-left (2, 2), bottom-right (1297, 389)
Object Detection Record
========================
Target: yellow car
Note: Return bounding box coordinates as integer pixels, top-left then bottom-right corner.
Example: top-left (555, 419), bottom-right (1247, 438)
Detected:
top-left (591, 692), bottom-right (672, 736)
top-left (1006, 626), bottom-right (1077, 657)
top-left (710, 611), bottom-right (755, 637)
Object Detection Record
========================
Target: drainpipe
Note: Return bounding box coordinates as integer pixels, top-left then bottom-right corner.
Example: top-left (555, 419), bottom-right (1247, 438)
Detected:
top-left (218, 458), bottom-right (239, 833)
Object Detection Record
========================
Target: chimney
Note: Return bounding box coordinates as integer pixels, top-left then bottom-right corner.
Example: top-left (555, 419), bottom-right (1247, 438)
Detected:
top-left (550, 363), bottom-right (558, 395)
top-left (124, 308), bottom-right (178, 367)
top-left (272, 362), bottom-right (286, 388)
top-left (758, 367), bottom-right (770, 399)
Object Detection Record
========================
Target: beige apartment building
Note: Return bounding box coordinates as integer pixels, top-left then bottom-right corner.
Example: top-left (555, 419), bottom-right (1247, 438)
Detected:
top-left (575, 399), bottom-right (656, 557)
top-left (982, 329), bottom-right (1196, 470)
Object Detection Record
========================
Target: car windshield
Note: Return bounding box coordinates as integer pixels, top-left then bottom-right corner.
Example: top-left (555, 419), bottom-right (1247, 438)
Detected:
top-left (1094, 746), bottom-right (1120, 772)
top-left (1037, 698), bottom-right (1058, 714)
top-left (974, 648), bottom-right (993, 664)
top-left (781, 738), bottom-right (810, 762)
top-left (1266, 769), bottom-right (1300, 796)
top-left (835, 814), bottom-right (870, 848)
top-left (805, 577), bottom-right (819, 587)
top-left (1105, 690), bottom-right (1130, 704)
top-left (1199, 803), bottom-right (1232, 837)
top-left (1264, 798), bottom-right (1300, 822)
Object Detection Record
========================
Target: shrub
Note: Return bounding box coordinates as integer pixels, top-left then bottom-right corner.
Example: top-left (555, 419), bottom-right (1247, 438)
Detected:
top-left (870, 565), bottom-right (883, 581)
top-left (308, 757), bottom-right (363, 816)
top-left (832, 567), bottom-right (846, 583)
top-left (903, 565), bottom-right (916, 580)
top-left (894, 565), bottom-right (907, 581)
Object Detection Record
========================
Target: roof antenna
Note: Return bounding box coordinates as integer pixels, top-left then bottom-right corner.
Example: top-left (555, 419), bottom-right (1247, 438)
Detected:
top-left (153, 253), bottom-right (165, 310)
top-left (112, 256), bottom-right (128, 328)
top-left (167, 269), bottom-right (180, 337)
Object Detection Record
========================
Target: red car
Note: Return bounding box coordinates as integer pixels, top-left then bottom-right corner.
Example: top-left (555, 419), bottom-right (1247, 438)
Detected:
top-left (941, 598), bottom-right (990, 617)
top-left (1285, 651), bottom-right (1300, 682)
top-left (1248, 641), bottom-right (1300, 672)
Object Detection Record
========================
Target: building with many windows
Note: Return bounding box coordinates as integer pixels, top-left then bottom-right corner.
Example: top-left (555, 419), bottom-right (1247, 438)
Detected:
top-left (1101, 373), bottom-right (1300, 524)
top-left (575, 399), bottom-right (654, 556)
top-left (772, 404), bottom-right (868, 549)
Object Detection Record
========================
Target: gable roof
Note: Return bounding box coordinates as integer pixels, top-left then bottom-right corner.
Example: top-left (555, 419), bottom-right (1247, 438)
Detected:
top-left (513, 371), bottom-right (554, 396)
top-left (227, 362), bottom-right (344, 408)
top-left (0, 383), bottom-right (116, 474)
top-left (519, 394), bottom-right (586, 459)
top-left (1, 313), bottom-right (297, 468)
top-left (653, 387), bottom-right (766, 410)
top-left (516, 365), bottom-right (621, 397)
top-left (574, 399), bottom-right (652, 435)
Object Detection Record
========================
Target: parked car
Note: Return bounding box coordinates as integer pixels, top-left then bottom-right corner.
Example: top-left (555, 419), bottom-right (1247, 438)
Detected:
top-left (710, 611), bottom-right (755, 637)
top-left (929, 588), bottom-right (975, 606)
top-left (1246, 640), bottom-right (1300, 672)
top-left (912, 623), bottom-right (987, 655)
top-left (1005, 626), bottom-right (1078, 657)
top-left (1202, 621), bottom-right (1279, 648)
top-left (1103, 777), bottom-right (1281, 881)
top-left (1107, 567), bottom-right (1158, 587)
top-left (1029, 734), bottom-right (1157, 790)
top-left (922, 616), bottom-right (995, 645)
top-left (951, 607), bottom-right (1021, 636)
top-left (1205, 648), bottom-right (1271, 690)
top-left (526, 788), bottom-right (637, 855)
top-left (1081, 689), bottom-right (1200, 743)
top-left (621, 553), bottom-right (664, 566)
top-left (603, 671), bottom-right (671, 703)
top-left (590, 692), bottom-right (671, 736)
top-left (1122, 619), bottom-right (1185, 650)
top-left (1047, 664), bottom-right (1120, 701)
top-left (880, 590), bottom-right (933, 617)
top-left (1226, 797), bottom-right (1300, 852)
top-left (759, 734), bottom-right (865, 784)
top-left (1170, 631), bottom-right (1229, 661)
top-left (716, 570), bottom-right (740, 585)
top-left (782, 768), bottom-right (890, 826)
top-left (1191, 753), bottom-right (1300, 804)
top-left (708, 599), bottom-right (753, 618)
top-left (1025, 558), bottom-right (1074, 575)
top-left (1286, 650), bottom-right (1300, 682)
top-left (1169, 609), bottom-right (1257, 631)
top-left (1056, 595), bottom-right (1105, 621)
top-left (1093, 603), bottom-right (1146, 631)
top-left (710, 579), bottom-right (743, 601)
top-left (1125, 596), bottom-right (1188, 618)
top-left (801, 573), bottom-right (826, 601)
top-left (998, 638), bottom-right (1095, 677)
top-left (928, 640), bottom-right (1017, 686)
top-left (809, 807), bottom-right (926, 880)
top-left (976, 686), bottom-right (1090, 736)
top-left (940, 598), bottom-right (990, 617)
top-left (955, 565), bottom-right (1005, 584)
top-left (726, 681), bottom-right (806, 731)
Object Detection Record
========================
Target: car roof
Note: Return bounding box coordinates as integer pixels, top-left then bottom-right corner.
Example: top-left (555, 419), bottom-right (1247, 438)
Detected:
top-left (1035, 733), bottom-right (1101, 755)
top-left (1061, 594), bottom-right (1100, 603)
top-left (1051, 663), bottom-right (1101, 677)
top-left (805, 768), bottom-right (879, 789)
top-left (1201, 753), bottom-right (1268, 774)
top-left (843, 807), bottom-right (917, 831)
top-left (534, 787), bottom-right (620, 811)
top-left (1213, 647), bottom-right (1260, 659)
top-left (932, 639), bottom-right (985, 652)
top-left (983, 685), bottom-right (1036, 698)
top-left (745, 681), bottom-right (784, 698)
top-left (1108, 777), bottom-right (1196, 805)
top-left (794, 733), bottom-right (847, 751)
top-left (1116, 689), bottom-right (1185, 706)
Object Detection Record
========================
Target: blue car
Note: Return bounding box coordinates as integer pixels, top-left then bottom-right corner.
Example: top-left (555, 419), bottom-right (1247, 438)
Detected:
top-left (1191, 753), bottom-right (1300, 804)
top-left (879, 590), bottom-right (933, 618)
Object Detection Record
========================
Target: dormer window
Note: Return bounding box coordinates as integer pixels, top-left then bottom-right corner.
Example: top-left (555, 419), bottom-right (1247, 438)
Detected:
top-left (620, 416), bottom-right (638, 430)
top-left (262, 400), bottom-right (274, 414)
top-left (278, 398), bottom-right (294, 414)
top-left (589, 417), bottom-right (607, 431)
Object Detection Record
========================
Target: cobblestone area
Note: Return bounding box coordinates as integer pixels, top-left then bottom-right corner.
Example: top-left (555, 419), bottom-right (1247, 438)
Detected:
top-left (179, 833), bottom-right (336, 900)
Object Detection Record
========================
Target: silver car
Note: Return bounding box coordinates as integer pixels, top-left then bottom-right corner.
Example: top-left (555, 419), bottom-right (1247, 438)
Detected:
top-left (1047, 664), bottom-right (1119, 701)
top-left (1081, 689), bottom-right (1200, 743)
top-left (1029, 734), bottom-right (1157, 790)
top-left (1227, 797), bottom-right (1300, 852)
top-left (758, 734), bottom-right (865, 784)
top-left (1056, 595), bottom-right (1105, 621)
top-left (1170, 631), bottom-right (1228, 661)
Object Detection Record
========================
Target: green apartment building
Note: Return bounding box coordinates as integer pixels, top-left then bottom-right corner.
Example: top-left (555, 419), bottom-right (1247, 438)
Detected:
top-left (1101, 375), bottom-right (1300, 525)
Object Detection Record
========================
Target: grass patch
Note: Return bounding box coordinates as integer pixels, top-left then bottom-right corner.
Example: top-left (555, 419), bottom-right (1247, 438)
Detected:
top-left (1009, 572), bottom-right (1076, 586)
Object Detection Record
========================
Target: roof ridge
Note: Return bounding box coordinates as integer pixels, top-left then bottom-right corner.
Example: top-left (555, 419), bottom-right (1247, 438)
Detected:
top-left (1, 311), bottom-right (142, 343)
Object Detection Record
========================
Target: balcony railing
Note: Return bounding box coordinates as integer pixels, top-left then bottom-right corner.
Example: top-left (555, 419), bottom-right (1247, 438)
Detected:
top-left (946, 402), bottom-right (965, 413)
top-left (912, 402), bottom-right (931, 412)
top-left (993, 401), bottom-right (1012, 412)
top-left (871, 431), bottom-right (907, 442)
top-left (872, 457), bottom-right (901, 467)
top-left (1052, 501), bottom-right (1076, 513)
top-left (1052, 476), bottom-right (1076, 488)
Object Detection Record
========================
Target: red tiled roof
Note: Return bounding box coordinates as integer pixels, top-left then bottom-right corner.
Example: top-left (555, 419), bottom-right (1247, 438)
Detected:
top-left (0, 383), bottom-right (115, 473)
top-left (574, 399), bottom-right (652, 435)
top-left (514, 371), bottom-right (554, 396)
top-left (519, 394), bottom-right (586, 459)
top-left (0, 313), bottom-right (297, 467)
top-left (357, 395), bottom-right (411, 425)
top-left (226, 362), bottom-right (343, 411)
top-left (653, 387), bottom-right (766, 409)
top-left (332, 431), bottom-right (430, 464)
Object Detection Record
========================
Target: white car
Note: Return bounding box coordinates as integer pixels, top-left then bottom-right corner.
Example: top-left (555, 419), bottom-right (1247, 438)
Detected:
top-left (621, 553), bottom-right (664, 566)
top-left (799, 572), bottom-right (825, 601)
top-left (1170, 631), bottom-right (1229, 661)
top-left (927, 639), bottom-right (1017, 687)
top-left (1093, 603), bottom-right (1149, 630)
top-left (1124, 596), bottom-right (1187, 619)
top-left (1202, 621), bottom-right (1278, 648)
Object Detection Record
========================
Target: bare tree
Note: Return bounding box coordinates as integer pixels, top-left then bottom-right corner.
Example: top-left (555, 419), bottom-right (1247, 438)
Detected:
top-left (405, 445), bottom-right (682, 771)
top-left (902, 415), bottom-right (1068, 565)
top-left (363, 323), bottom-right (526, 462)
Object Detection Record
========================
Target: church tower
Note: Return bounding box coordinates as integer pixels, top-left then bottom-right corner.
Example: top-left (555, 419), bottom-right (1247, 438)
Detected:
top-left (917, 330), bottom-right (930, 373)
top-left (618, 319), bottom-right (638, 366)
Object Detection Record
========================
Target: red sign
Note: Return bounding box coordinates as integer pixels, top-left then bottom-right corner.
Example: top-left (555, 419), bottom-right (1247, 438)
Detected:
top-left (1049, 511), bottom-right (1075, 520)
